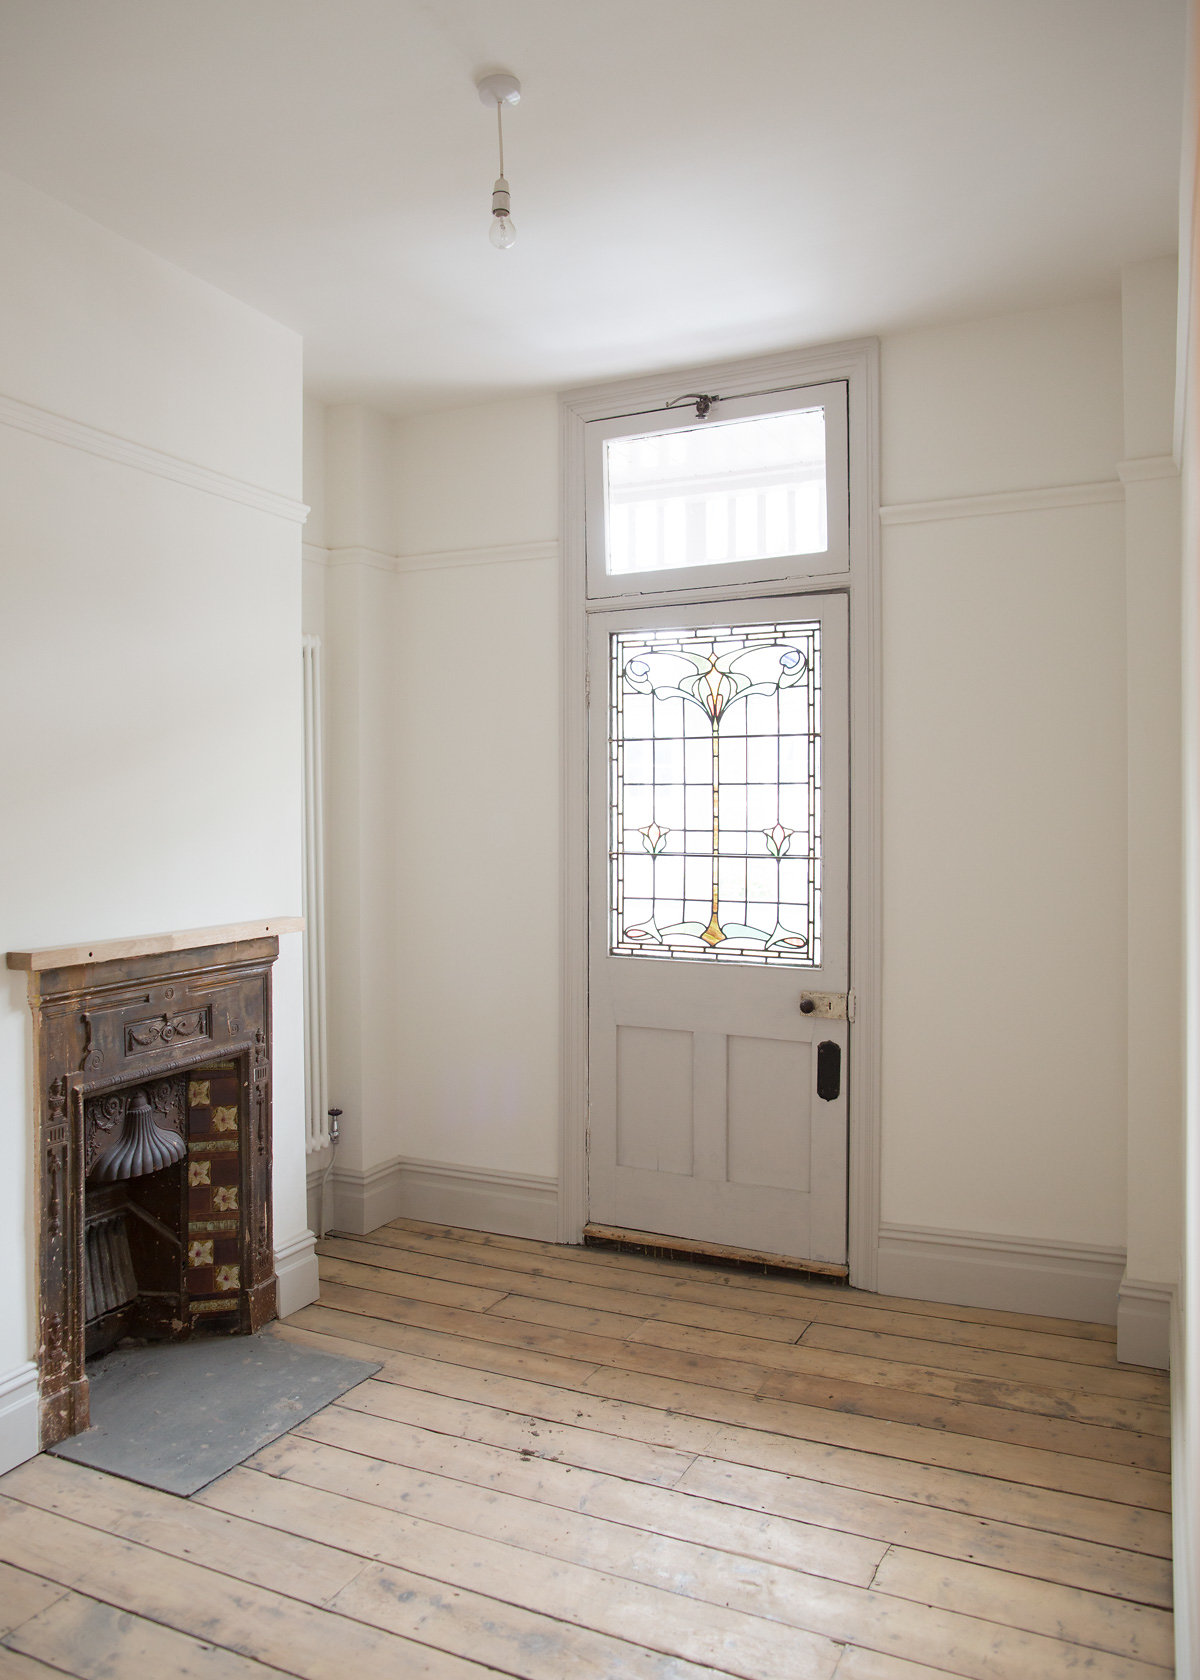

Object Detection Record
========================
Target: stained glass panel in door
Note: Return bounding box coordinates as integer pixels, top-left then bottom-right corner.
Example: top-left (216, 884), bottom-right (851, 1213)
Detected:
top-left (609, 619), bottom-right (822, 966)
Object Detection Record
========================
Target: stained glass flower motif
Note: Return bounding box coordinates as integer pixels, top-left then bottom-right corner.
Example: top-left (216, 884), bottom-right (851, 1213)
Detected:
top-left (639, 823), bottom-right (670, 855)
top-left (763, 823), bottom-right (794, 858)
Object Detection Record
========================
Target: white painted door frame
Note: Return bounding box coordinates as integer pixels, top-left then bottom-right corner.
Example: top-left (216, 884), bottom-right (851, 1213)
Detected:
top-left (558, 337), bottom-right (882, 1290)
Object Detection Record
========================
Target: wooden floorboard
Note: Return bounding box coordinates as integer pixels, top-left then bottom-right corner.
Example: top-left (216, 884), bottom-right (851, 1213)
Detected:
top-left (324, 1372), bottom-right (1172, 1575)
top-left (270, 1321), bottom-right (1172, 1550)
top-left (325, 1224), bottom-right (1124, 1343)
top-left (316, 1232), bottom-right (1130, 1363)
top-left (0, 1216), bottom-right (1175, 1679)
top-left (277, 1308), bottom-right (1171, 1510)
top-left (309, 1278), bottom-right (1173, 1467)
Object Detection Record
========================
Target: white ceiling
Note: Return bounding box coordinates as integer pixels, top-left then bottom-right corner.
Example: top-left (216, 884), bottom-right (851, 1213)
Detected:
top-left (0, 0), bottom-right (1186, 416)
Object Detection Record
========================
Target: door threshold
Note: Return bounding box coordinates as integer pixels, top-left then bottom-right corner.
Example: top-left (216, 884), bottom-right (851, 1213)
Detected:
top-left (582, 1222), bottom-right (850, 1281)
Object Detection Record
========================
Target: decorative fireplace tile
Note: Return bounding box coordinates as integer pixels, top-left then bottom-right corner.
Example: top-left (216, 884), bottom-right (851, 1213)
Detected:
top-left (186, 1063), bottom-right (244, 1315)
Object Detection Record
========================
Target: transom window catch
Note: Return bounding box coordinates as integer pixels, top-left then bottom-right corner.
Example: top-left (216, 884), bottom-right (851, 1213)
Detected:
top-left (665, 392), bottom-right (721, 420)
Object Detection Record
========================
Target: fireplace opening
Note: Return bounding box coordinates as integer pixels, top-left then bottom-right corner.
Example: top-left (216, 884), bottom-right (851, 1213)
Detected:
top-left (84, 1061), bottom-right (251, 1360)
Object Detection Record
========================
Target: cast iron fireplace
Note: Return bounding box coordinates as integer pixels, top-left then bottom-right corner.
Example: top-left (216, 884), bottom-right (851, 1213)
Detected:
top-left (8, 929), bottom-right (284, 1448)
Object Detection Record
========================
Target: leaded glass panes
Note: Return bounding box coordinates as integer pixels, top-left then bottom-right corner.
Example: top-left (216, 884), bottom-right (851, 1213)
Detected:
top-left (603, 408), bottom-right (827, 576)
top-left (610, 619), bottom-right (822, 966)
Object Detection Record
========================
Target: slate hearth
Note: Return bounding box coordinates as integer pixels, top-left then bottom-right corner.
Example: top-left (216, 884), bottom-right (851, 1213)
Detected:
top-left (50, 1334), bottom-right (379, 1496)
top-left (7, 928), bottom-right (289, 1448)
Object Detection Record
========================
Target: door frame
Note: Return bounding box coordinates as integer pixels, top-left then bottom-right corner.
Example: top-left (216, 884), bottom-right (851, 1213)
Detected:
top-left (558, 337), bottom-right (882, 1289)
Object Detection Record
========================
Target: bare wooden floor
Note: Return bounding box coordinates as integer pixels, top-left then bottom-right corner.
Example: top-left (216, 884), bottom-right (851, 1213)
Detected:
top-left (0, 1217), bottom-right (1174, 1679)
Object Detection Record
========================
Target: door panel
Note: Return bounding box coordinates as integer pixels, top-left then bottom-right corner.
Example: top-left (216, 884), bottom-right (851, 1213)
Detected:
top-left (588, 593), bottom-right (849, 1264)
top-left (727, 1035), bottom-right (812, 1192)
top-left (615, 1026), bottom-right (693, 1174)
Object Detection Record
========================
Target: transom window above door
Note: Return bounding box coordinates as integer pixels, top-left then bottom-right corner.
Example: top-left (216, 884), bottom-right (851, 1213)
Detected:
top-left (585, 381), bottom-right (848, 599)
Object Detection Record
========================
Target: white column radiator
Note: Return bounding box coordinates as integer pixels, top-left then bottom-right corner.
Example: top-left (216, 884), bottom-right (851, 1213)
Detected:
top-left (301, 635), bottom-right (330, 1153)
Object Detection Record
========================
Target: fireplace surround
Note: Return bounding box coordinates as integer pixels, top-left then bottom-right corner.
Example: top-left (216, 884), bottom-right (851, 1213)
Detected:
top-left (7, 924), bottom-right (295, 1448)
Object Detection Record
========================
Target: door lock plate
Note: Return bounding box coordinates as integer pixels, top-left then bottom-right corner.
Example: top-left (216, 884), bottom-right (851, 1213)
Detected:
top-left (798, 990), bottom-right (854, 1021)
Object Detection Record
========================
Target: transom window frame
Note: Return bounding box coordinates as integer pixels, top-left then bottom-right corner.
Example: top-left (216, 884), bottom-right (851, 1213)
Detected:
top-left (585, 381), bottom-right (850, 599)
top-left (560, 337), bottom-right (881, 1291)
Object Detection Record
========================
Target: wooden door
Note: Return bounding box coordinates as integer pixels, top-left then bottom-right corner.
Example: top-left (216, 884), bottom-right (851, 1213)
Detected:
top-left (587, 593), bottom-right (850, 1263)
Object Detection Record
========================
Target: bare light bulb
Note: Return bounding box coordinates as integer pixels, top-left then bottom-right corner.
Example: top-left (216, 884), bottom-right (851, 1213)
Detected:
top-left (478, 79), bottom-right (522, 249)
top-left (490, 173), bottom-right (516, 249)
top-left (490, 213), bottom-right (517, 249)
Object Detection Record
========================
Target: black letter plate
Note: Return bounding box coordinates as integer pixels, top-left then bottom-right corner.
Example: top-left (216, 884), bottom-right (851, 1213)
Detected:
top-left (816, 1040), bottom-right (841, 1102)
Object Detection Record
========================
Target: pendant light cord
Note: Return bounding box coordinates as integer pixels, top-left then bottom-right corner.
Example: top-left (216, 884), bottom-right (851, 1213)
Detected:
top-left (496, 99), bottom-right (505, 177)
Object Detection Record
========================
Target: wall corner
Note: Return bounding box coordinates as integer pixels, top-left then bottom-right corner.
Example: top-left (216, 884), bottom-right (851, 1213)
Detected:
top-left (1116, 1273), bottom-right (1173, 1368)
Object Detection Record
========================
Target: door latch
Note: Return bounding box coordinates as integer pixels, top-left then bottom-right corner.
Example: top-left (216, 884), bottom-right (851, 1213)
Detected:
top-left (798, 990), bottom-right (854, 1021)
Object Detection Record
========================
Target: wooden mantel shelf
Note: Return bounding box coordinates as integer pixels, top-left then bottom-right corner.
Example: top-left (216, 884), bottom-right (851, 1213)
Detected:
top-left (7, 917), bottom-right (305, 973)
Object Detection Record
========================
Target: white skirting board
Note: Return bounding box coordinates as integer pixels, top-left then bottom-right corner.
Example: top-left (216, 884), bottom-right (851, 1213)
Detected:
top-left (876, 1222), bottom-right (1125, 1325)
top-left (331, 1156), bottom-right (558, 1242)
top-left (0, 1362), bottom-right (39, 1474)
top-left (1116, 1275), bottom-right (1173, 1370)
top-left (305, 1146), bottom-right (334, 1237)
top-left (274, 1230), bottom-right (320, 1318)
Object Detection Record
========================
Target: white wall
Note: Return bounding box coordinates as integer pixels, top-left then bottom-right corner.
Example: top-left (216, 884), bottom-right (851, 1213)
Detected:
top-left (0, 171), bottom-right (312, 1467)
top-left (879, 298), bottom-right (1129, 1253)
top-left (308, 294), bottom-right (1183, 1325)
top-left (302, 393), bottom-right (329, 642)
top-left (879, 287), bottom-right (1184, 1339)
top-left (307, 406), bottom-right (400, 1190)
top-left (391, 396), bottom-right (559, 559)
top-left (389, 394), bottom-right (560, 1182)
top-left (388, 537), bottom-right (560, 1178)
top-left (880, 299), bottom-right (1125, 502)
top-left (1120, 257), bottom-right (1183, 1364)
top-left (303, 396), bottom-right (560, 1233)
